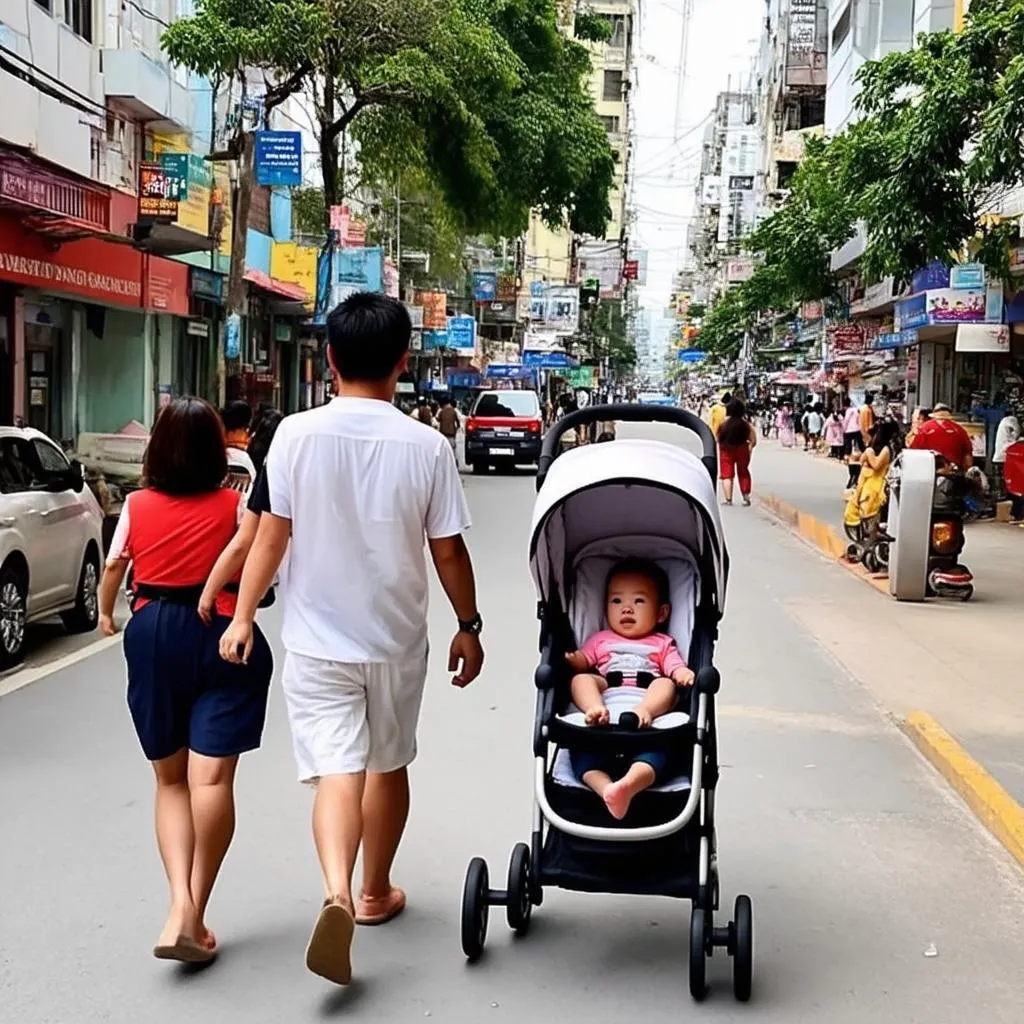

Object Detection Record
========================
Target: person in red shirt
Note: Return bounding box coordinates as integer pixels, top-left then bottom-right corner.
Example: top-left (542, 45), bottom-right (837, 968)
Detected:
top-left (98, 398), bottom-right (273, 965)
top-left (909, 402), bottom-right (974, 470)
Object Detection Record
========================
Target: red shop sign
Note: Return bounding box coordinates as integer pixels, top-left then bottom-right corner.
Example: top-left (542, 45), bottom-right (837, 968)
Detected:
top-left (143, 256), bottom-right (190, 315)
top-left (0, 214), bottom-right (142, 306)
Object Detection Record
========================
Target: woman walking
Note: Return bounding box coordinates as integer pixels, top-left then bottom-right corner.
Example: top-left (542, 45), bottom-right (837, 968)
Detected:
top-left (98, 398), bottom-right (274, 963)
top-left (718, 398), bottom-right (758, 506)
top-left (776, 402), bottom-right (796, 448)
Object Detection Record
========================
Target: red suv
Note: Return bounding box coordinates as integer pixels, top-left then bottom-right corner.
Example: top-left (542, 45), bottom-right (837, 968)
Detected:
top-left (465, 390), bottom-right (543, 473)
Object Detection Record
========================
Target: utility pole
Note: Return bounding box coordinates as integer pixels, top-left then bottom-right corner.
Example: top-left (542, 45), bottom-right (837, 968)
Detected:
top-left (669, 0), bottom-right (695, 179)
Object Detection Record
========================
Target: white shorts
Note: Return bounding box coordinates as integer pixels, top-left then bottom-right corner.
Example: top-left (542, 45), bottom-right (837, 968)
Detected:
top-left (281, 651), bottom-right (429, 782)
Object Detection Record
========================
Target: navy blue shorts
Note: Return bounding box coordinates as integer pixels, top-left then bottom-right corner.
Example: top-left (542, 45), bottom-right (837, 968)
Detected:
top-left (570, 749), bottom-right (670, 783)
top-left (123, 601), bottom-right (273, 762)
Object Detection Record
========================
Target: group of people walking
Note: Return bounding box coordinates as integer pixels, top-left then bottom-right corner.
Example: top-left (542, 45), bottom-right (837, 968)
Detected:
top-left (98, 293), bottom-right (484, 987)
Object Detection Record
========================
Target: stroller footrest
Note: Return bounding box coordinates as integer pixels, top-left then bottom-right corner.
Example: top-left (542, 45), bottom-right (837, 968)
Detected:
top-left (548, 713), bottom-right (693, 754)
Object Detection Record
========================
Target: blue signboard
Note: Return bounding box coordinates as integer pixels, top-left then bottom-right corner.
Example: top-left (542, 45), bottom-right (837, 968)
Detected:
top-left (446, 370), bottom-right (482, 389)
top-left (472, 272), bottom-right (497, 302)
top-left (446, 315), bottom-right (476, 355)
top-left (423, 329), bottom-right (448, 351)
top-left (530, 281), bottom-right (545, 298)
top-left (871, 329), bottom-right (918, 351)
top-left (224, 313), bottom-right (241, 359)
top-left (485, 363), bottom-right (536, 380)
top-left (950, 262), bottom-right (985, 290)
top-left (522, 350), bottom-right (575, 369)
top-left (255, 131), bottom-right (303, 187)
top-left (911, 260), bottom-right (950, 294)
top-left (677, 349), bottom-right (707, 364)
top-left (894, 293), bottom-right (928, 331)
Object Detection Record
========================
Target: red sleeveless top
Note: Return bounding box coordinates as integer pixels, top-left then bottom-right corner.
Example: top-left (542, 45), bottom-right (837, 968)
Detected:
top-left (122, 488), bottom-right (242, 617)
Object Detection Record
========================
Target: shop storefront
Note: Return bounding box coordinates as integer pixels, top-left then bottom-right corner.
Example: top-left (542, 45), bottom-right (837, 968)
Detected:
top-left (0, 211), bottom-right (191, 440)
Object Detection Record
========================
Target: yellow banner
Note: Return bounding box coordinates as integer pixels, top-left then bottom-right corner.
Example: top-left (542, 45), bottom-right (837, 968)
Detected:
top-left (271, 241), bottom-right (317, 298)
top-left (212, 163), bottom-right (233, 260)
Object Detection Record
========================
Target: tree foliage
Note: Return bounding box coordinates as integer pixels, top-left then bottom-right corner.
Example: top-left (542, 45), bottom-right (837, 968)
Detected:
top-left (164, 0), bottom-right (615, 239)
top-left (699, 0), bottom-right (1024, 350)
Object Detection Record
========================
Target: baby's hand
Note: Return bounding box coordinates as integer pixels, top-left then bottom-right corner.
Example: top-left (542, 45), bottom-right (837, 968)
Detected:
top-left (565, 650), bottom-right (590, 672)
top-left (672, 666), bottom-right (696, 687)
top-left (584, 704), bottom-right (610, 726)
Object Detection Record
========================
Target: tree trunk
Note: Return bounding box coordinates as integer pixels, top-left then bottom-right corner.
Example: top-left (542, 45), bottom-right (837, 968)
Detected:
top-left (320, 72), bottom-right (340, 218)
top-left (220, 131), bottom-right (255, 405)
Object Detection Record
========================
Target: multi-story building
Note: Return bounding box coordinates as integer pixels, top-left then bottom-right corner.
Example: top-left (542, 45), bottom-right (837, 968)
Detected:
top-left (757, 0), bottom-right (827, 213)
top-left (0, 0), bottom-right (319, 444)
top-left (524, 1), bottom-right (636, 301)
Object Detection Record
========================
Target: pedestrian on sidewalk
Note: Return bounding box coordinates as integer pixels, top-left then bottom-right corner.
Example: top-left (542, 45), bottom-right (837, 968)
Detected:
top-left (437, 396), bottom-right (461, 456)
top-left (841, 397), bottom-right (862, 456)
top-left (97, 397), bottom-right (274, 965)
top-left (776, 402), bottom-right (796, 447)
top-left (859, 392), bottom-right (876, 450)
top-left (824, 408), bottom-right (845, 458)
top-left (993, 410), bottom-right (1021, 497)
top-left (718, 398), bottom-right (757, 506)
top-left (219, 292), bottom-right (484, 988)
top-left (710, 391), bottom-right (732, 439)
top-left (805, 404), bottom-right (824, 452)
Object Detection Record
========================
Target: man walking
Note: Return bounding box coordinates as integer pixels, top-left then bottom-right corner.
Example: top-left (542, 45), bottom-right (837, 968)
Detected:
top-left (437, 396), bottom-right (461, 455)
top-left (220, 292), bottom-right (484, 986)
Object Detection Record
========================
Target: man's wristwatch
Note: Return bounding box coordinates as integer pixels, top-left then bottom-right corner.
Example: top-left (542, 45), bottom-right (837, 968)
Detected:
top-left (458, 613), bottom-right (483, 636)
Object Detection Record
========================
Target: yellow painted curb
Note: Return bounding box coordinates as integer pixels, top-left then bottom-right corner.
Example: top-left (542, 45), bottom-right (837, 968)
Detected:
top-left (902, 710), bottom-right (1024, 870)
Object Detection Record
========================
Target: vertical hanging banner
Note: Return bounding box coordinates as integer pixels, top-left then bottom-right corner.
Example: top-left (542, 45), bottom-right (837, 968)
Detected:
top-left (416, 290), bottom-right (448, 330)
top-left (224, 313), bottom-right (242, 359)
top-left (446, 315), bottom-right (477, 357)
top-left (254, 131), bottom-right (303, 187)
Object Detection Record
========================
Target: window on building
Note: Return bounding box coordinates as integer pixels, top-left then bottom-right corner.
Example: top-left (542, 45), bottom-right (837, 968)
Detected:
top-left (65, 0), bottom-right (93, 42)
top-left (607, 15), bottom-right (627, 48)
top-left (599, 115), bottom-right (621, 134)
top-left (612, 149), bottom-right (622, 163)
top-left (33, 0), bottom-right (52, 11)
top-left (832, 2), bottom-right (852, 53)
top-left (602, 70), bottom-right (624, 102)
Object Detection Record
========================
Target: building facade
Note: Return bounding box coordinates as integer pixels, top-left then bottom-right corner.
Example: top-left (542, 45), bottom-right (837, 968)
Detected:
top-left (0, 0), bottom-right (321, 448)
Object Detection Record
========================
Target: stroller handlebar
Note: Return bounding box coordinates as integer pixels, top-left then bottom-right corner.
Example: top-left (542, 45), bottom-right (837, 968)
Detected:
top-left (536, 403), bottom-right (718, 492)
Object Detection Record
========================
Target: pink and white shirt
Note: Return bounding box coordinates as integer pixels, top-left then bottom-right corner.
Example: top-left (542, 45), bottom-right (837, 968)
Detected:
top-left (580, 630), bottom-right (686, 684)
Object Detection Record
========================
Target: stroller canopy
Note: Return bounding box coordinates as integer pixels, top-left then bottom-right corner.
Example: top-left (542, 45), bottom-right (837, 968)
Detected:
top-left (529, 439), bottom-right (729, 639)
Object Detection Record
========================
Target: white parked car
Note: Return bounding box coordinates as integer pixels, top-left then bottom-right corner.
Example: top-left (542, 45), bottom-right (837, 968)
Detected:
top-left (0, 427), bottom-right (104, 668)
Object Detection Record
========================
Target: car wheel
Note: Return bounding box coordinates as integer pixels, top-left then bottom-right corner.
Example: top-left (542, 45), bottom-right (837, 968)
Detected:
top-left (62, 550), bottom-right (100, 634)
top-left (0, 564), bottom-right (27, 669)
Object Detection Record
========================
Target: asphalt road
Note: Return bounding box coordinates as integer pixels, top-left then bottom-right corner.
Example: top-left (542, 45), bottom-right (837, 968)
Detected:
top-left (2, 467), bottom-right (1024, 1022)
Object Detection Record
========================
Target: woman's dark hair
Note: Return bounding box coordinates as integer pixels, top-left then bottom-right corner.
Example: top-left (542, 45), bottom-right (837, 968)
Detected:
top-left (248, 408), bottom-right (285, 474)
top-left (870, 419), bottom-right (901, 454)
top-left (144, 397), bottom-right (228, 496)
top-left (718, 400), bottom-right (751, 446)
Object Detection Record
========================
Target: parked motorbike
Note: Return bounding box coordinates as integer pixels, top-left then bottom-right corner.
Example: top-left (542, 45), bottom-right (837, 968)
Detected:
top-left (926, 460), bottom-right (974, 601)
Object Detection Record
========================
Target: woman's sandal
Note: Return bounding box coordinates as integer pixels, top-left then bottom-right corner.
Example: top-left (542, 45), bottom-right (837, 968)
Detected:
top-left (355, 887), bottom-right (407, 926)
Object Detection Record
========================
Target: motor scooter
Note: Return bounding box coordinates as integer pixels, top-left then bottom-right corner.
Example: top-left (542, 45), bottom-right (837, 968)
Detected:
top-left (926, 459), bottom-right (974, 601)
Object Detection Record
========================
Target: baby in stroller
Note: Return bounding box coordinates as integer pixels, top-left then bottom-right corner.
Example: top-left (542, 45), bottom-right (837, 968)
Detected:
top-left (566, 557), bottom-right (695, 819)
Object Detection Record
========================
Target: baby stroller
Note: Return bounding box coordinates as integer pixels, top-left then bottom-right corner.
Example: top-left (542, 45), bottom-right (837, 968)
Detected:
top-left (459, 404), bottom-right (753, 1002)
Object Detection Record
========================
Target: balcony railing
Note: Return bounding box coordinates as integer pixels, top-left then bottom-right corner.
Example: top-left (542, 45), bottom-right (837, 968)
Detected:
top-left (0, 153), bottom-right (110, 233)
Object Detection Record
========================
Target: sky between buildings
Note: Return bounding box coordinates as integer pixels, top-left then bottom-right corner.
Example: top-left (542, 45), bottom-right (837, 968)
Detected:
top-left (632, 0), bottom-right (764, 345)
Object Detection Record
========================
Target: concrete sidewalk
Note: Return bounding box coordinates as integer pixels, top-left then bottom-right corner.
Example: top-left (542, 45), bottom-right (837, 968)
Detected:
top-left (750, 439), bottom-right (1024, 829)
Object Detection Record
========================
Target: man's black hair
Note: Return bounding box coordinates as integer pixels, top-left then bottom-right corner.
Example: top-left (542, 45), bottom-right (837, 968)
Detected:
top-left (721, 392), bottom-right (733, 404)
top-left (221, 400), bottom-right (251, 433)
top-left (606, 557), bottom-right (671, 606)
top-left (327, 292), bottom-right (411, 382)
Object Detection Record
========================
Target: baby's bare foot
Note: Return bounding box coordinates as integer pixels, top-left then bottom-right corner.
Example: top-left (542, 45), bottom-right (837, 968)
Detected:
top-left (603, 781), bottom-right (632, 820)
top-left (585, 705), bottom-right (610, 726)
top-left (634, 707), bottom-right (654, 728)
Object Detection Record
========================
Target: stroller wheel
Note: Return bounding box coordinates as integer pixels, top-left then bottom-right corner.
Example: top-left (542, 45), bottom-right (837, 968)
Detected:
top-left (863, 548), bottom-right (879, 574)
top-left (731, 895), bottom-right (754, 1002)
top-left (689, 905), bottom-right (709, 1001)
top-left (506, 843), bottom-right (533, 936)
top-left (461, 858), bottom-right (490, 962)
top-left (846, 543), bottom-right (864, 563)
top-left (876, 541), bottom-right (890, 569)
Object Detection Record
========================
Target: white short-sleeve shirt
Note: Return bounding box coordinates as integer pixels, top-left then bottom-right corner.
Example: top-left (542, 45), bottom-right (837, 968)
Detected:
top-left (265, 396), bottom-right (471, 663)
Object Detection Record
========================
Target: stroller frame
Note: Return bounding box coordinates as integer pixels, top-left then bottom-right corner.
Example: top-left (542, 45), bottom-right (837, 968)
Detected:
top-left (459, 404), bottom-right (754, 1003)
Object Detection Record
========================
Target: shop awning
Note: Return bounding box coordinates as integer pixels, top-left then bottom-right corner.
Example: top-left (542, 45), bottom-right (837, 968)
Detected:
top-left (244, 268), bottom-right (310, 305)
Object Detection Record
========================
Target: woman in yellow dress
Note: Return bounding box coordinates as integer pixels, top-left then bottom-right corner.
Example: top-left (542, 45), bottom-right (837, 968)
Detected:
top-left (844, 421), bottom-right (900, 531)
